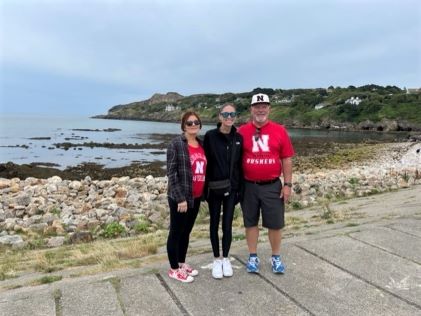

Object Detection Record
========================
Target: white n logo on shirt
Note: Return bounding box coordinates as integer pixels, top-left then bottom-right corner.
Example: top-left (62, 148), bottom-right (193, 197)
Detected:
top-left (252, 135), bottom-right (269, 152)
top-left (195, 161), bottom-right (205, 174)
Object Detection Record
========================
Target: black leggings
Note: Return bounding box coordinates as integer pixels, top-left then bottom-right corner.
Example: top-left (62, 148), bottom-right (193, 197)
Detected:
top-left (208, 191), bottom-right (236, 258)
top-left (167, 197), bottom-right (201, 269)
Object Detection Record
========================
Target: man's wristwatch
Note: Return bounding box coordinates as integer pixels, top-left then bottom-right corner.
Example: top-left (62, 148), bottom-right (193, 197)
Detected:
top-left (283, 182), bottom-right (293, 188)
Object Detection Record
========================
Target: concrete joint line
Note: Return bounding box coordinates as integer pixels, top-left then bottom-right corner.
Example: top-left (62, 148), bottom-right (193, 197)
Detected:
top-left (347, 234), bottom-right (421, 265)
top-left (53, 288), bottom-right (62, 316)
top-left (295, 244), bottom-right (421, 310)
top-left (107, 277), bottom-right (127, 316)
top-left (155, 273), bottom-right (190, 316)
top-left (385, 224), bottom-right (421, 239)
top-left (232, 255), bottom-right (315, 316)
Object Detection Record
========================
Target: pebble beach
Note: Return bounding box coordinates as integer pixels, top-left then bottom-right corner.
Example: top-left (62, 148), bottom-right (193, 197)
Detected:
top-left (1, 142), bottom-right (420, 249)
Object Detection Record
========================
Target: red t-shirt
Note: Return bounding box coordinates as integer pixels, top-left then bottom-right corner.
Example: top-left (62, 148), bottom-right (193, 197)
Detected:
top-left (238, 121), bottom-right (294, 181)
top-left (188, 144), bottom-right (207, 198)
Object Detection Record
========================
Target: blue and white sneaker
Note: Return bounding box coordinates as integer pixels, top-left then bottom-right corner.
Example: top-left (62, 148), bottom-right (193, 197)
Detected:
top-left (271, 256), bottom-right (285, 274)
top-left (246, 256), bottom-right (260, 273)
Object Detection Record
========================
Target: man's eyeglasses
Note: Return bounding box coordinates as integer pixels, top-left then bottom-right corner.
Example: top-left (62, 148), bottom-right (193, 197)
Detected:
top-left (254, 128), bottom-right (261, 141)
top-left (220, 112), bottom-right (237, 119)
top-left (185, 120), bottom-right (200, 127)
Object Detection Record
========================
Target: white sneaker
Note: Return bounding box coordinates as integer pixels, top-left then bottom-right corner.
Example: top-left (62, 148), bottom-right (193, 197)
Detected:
top-left (222, 257), bottom-right (233, 277)
top-left (212, 259), bottom-right (223, 279)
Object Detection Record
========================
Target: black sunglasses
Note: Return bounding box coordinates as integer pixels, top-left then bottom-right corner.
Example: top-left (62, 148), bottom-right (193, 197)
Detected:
top-left (185, 120), bottom-right (200, 127)
top-left (220, 112), bottom-right (237, 118)
top-left (254, 128), bottom-right (261, 141)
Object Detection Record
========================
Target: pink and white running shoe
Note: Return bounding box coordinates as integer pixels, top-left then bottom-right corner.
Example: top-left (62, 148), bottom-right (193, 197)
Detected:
top-left (179, 263), bottom-right (199, 277)
top-left (168, 268), bottom-right (194, 283)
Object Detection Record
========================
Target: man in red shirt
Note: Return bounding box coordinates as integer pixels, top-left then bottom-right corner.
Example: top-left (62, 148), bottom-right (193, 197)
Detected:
top-left (238, 93), bottom-right (294, 274)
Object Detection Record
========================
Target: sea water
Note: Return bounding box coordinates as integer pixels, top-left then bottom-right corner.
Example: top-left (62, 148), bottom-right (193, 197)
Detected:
top-left (0, 114), bottom-right (407, 169)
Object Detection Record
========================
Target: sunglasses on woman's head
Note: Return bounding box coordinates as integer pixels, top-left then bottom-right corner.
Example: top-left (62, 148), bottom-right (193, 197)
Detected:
top-left (220, 112), bottom-right (237, 118)
top-left (185, 120), bottom-right (200, 127)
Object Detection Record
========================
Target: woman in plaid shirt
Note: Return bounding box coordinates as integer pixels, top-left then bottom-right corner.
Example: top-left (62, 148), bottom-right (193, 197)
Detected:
top-left (166, 111), bottom-right (207, 283)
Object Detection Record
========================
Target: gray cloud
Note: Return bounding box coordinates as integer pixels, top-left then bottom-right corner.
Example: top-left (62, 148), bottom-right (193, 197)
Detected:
top-left (1, 0), bottom-right (420, 114)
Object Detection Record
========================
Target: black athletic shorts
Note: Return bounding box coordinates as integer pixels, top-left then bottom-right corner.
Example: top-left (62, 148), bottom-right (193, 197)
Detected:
top-left (240, 179), bottom-right (285, 229)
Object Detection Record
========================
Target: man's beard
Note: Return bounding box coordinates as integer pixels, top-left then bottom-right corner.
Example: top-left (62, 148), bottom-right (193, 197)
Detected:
top-left (254, 114), bottom-right (267, 123)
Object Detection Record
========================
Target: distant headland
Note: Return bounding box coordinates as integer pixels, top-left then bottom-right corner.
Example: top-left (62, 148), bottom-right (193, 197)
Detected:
top-left (93, 85), bottom-right (421, 132)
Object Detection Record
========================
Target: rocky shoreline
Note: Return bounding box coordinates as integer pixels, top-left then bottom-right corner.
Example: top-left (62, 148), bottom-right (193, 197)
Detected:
top-left (0, 161), bottom-right (166, 181)
top-left (95, 113), bottom-right (421, 132)
top-left (1, 142), bottom-right (420, 249)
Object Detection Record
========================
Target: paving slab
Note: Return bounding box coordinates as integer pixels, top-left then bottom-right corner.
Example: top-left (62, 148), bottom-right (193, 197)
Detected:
top-left (330, 186), bottom-right (421, 219)
top-left (2, 186), bottom-right (421, 316)
top-left (162, 253), bottom-right (308, 316)
top-left (246, 243), bottom-right (421, 316)
top-left (0, 287), bottom-right (55, 316)
top-left (119, 273), bottom-right (183, 316)
top-left (387, 218), bottom-right (421, 238)
top-left (349, 226), bottom-right (421, 263)
top-left (60, 280), bottom-right (124, 316)
top-left (297, 235), bottom-right (421, 308)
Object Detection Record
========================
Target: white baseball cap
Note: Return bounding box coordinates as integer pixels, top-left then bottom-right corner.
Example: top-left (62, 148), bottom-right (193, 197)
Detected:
top-left (251, 93), bottom-right (270, 105)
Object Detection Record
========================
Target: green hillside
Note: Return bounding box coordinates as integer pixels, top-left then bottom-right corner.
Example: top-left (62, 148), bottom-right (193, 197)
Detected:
top-left (95, 85), bottom-right (421, 131)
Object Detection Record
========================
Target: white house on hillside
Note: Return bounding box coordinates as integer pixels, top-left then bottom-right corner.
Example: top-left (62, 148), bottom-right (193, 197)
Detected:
top-left (272, 95), bottom-right (294, 104)
top-left (279, 98), bottom-right (292, 104)
top-left (314, 103), bottom-right (327, 110)
top-left (165, 104), bottom-right (179, 112)
top-left (406, 88), bottom-right (421, 94)
top-left (345, 96), bottom-right (362, 106)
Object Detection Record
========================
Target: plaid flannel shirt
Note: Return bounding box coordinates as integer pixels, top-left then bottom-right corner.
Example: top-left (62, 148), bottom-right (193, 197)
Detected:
top-left (166, 134), bottom-right (203, 208)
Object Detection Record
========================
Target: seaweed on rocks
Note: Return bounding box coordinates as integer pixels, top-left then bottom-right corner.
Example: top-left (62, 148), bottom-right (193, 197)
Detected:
top-left (0, 161), bottom-right (166, 180)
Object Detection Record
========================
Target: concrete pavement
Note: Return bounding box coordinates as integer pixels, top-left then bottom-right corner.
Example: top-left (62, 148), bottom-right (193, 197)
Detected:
top-left (1, 185), bottom-right (421, 315)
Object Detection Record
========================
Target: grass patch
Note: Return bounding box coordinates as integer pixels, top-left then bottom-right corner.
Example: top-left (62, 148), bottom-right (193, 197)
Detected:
top-left (348, 177), bottom-right (359, 186)
top-left (345, 223), bottom-right (359, 227)
top-left (320, 201), bottom-right (335, 220)
top-left (0, 250), bottom-right (19, 280)
top-left (102, 222), bottom-right (126, 238)
top-left (232, 206), bottom-right (244, 227)
top-left (195, 204), bottom-right (210, 225)
top-left (134, 221), bottom-right (150, 234)
top-left (0, 231), bottom-right (167, 277)
top-left (32, 275), bottom-right (62, 285)
top-left (286, 216), bottom-right (308, 226)
top-left (290, 201), bottom-right (303, 210)
top-left (0, 271), bottom-right (16, 281)
top-left (190, 222), bottom-right (210, 239)
top-left (28, 237), bottom-right (47, 249)
top-left (367, 188), bottom-right (381, 195)
top-left (401, 171), bottom-right (410, 182)
top-left (4, 284), bottom-right (22, 290)
top-left (50, 207), bottom-right (61, 216)
top-left (233, 233), bottom-right (246, 241)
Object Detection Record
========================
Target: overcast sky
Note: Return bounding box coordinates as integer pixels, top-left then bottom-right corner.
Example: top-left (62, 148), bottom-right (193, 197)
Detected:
top-left (1, 0), bottom-right (420, 116)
